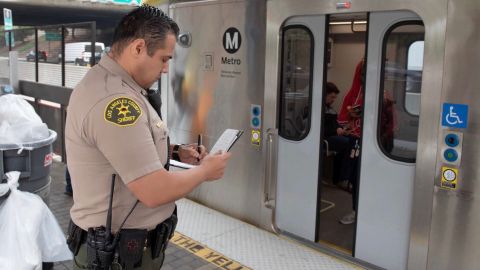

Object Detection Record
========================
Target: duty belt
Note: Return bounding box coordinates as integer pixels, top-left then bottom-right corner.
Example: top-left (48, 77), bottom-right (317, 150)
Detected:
top-left (67, 207), bottom-right (177, 269)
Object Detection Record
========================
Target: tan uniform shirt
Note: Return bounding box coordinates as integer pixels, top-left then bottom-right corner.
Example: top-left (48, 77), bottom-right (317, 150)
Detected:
top-left (65, 55), bottom-right (174, 231)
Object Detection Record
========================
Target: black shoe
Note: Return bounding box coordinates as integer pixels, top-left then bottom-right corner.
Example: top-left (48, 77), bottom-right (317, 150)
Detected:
top-left (64, 190), bottom-right (73, 197)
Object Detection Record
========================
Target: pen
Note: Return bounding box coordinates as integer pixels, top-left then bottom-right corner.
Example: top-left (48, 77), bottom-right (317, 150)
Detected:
top-left (197, 134), bottom-right (202, 161)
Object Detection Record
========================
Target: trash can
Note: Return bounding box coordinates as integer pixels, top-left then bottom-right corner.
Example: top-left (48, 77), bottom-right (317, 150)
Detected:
top-left (0, 130), bottom-right (57, 205)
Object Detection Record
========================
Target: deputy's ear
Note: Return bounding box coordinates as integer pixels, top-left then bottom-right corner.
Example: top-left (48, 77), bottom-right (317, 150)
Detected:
top-left (130, 39), bottom-right (146, 56)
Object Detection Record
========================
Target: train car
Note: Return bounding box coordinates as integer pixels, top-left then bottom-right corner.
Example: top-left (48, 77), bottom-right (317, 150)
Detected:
top-left (165, 0), bottom-right (480, 269)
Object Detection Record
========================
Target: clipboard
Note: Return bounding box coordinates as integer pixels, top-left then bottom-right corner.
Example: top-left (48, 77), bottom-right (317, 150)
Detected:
top-left (210, 129), bottom-right (244, 154)
top-left (169, 129), bottom-right (243, 169)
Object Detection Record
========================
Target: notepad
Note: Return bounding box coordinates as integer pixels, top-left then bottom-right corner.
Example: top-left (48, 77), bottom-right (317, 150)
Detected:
top-left (210, 129), bottom-right (243, 154)
top-left (169, 129), bottom-right (243, 169)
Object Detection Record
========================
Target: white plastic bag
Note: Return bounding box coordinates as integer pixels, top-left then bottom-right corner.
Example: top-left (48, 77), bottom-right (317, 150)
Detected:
top-left (0, 121), bottom-right (49, 146)
top-left (0, 172), bottom-right (72, 270)
top-left (0, 94), bottom-right (49, 147)
top-left (0, 94), bottom-right (42, 124)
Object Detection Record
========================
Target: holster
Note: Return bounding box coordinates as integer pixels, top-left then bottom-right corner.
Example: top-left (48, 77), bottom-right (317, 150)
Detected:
top-left (118, 229), bottom-right (148, 269)
top-left (66, 220), bottom-right (85, 256)
top-left (151, 209), bottom-right (178, 259)
top-left (66, 208), bottom-right (178, 267)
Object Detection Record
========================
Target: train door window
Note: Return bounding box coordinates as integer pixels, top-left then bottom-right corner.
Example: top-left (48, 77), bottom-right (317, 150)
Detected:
top-left (379, 22), bottom-right (425, 161)
top-left (278, 26), bottom-right (314, 140)
top-left (406, 41), bottom-right (423, 115)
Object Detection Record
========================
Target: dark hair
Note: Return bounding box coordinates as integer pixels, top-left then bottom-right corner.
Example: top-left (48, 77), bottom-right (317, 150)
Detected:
top-left (326, 82), bottom-right (340, 95)
top-left (111, 5), bottom-right (179, 56)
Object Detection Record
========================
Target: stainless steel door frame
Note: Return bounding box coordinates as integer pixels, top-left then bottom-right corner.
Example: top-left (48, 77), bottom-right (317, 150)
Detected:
top-left (426, 1), bottom-right (480, 269)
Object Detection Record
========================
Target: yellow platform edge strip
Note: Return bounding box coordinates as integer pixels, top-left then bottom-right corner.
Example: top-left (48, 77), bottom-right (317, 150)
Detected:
top-left (170, 231), bottom-right (252, 270)
top-left (317, 239), bottom-right (352, 255)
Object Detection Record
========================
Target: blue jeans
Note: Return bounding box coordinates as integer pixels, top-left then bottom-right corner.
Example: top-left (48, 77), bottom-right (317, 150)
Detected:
top-left (326, 135), bottom-right (351, 184)
top-left (327, 135), bottom-right (360, 211)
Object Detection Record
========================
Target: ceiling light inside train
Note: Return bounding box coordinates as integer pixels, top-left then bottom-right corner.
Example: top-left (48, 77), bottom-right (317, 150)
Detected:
top-left (329, 20), bottom-right (367, 25)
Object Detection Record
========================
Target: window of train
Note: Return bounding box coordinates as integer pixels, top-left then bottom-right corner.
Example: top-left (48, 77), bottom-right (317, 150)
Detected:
top-left (278, 26), bottom-right (314, 141)
top-left (379, 22), bottom-right (425, 162)
top-left (406, 41), bottom-right (424, 115)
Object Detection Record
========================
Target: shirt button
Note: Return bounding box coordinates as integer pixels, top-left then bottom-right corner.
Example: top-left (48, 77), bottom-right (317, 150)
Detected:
top-left (156, 122), bottom-right (162, 128)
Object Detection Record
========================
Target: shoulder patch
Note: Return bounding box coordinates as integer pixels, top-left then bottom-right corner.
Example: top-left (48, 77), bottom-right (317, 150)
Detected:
top-left (104, 97), bottom-right (142, 127)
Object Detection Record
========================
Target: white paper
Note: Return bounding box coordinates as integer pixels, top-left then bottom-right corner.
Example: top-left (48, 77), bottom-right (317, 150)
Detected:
top-left (210, 129), bottom-right (241, 154)
top-left (170, 160), bottom-right (196, 169)
top-left (169, 129), bottom-right (241, 170)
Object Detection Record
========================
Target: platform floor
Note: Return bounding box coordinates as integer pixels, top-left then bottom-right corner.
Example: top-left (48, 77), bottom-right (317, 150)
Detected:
top-left (48, 161), bottom-right (363, 270)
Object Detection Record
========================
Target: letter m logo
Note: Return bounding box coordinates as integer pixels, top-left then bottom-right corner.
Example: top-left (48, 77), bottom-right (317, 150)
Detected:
top-left (226, 32), bottom-right (238, 50)
top-left (223, 27), bottom-right (242, 54)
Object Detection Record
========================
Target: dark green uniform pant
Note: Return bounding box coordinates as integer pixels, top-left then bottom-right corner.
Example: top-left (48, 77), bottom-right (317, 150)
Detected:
top-left (73, 243), bottom-right (165, 270)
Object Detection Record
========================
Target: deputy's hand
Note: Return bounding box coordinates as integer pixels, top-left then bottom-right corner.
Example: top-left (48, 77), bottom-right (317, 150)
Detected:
top-left (178, 144), bottom-right (207, 165)
top-left (197, 144), bottom-right (208, 160)
top-left (199, 151), bottom-right (232, 181)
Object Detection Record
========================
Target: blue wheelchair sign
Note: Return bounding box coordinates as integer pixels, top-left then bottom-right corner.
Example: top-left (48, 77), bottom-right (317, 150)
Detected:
top-left (442, 103), bottom-right (468, 128)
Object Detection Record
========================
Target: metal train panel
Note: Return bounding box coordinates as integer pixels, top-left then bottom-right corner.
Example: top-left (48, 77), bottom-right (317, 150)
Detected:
top-left (427, 0), bottom-right (480, 269)
top-left (166, 0), bottom-right (480, 269)
top-left (168, 0), bottom-right (269, 227)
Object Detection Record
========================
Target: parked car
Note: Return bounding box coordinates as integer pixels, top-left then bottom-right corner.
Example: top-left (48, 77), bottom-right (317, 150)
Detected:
top-left (26, 50), bottom-right (47, 62)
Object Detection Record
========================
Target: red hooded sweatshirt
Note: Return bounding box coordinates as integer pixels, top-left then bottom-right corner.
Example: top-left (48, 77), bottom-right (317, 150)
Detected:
top-left (338, 60), bottom-right (364, 138)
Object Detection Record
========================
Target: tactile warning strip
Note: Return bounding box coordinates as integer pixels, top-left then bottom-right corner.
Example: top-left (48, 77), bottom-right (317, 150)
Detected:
top-left (176, 199), bottom-right (363, 270)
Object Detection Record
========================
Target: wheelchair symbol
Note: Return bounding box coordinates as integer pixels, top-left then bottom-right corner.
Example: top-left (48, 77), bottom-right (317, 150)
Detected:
top-left (445, 106), bottom-right (463, 125)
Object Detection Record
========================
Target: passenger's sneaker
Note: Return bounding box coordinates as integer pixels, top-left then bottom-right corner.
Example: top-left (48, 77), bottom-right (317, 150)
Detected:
top-left (339, 211), bottom-right (356, 225)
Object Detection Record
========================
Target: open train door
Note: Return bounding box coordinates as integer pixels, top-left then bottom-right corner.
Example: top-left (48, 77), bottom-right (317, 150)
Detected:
top-left (355, 11), bottom-right (424, 269)
top-left (269, 15), bottom-right (327, 242)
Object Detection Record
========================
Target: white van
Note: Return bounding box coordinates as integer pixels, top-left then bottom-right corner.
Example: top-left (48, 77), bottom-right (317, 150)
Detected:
top-left (62, 42), bottom-right (105, 65)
